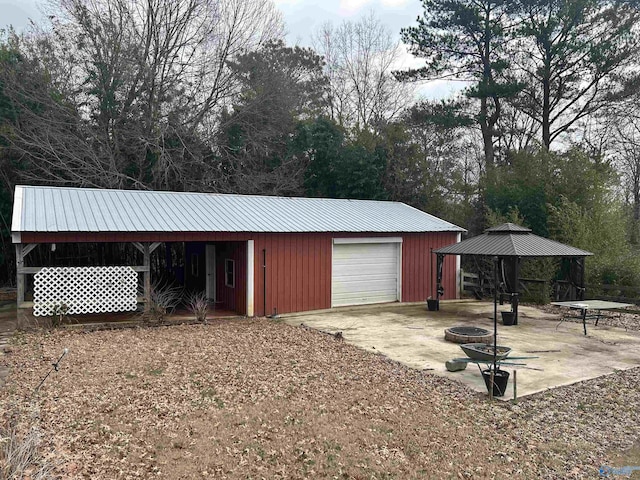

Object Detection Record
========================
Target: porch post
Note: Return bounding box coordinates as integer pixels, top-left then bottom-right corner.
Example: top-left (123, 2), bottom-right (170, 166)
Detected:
top-left (247, 240), bottom-right (254, 317)
top-left (15, 243), bottom-right (38, 308)
top-left (143, 243), bottom-right (151, 308)
top-left (133, 242), bottom-right (161, 310)
top-left (15, 244), bottom-right (24, 308)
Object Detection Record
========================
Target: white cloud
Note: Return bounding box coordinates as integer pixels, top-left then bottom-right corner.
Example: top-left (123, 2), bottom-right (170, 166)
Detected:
top-left (417, 80), bottom-right (467, 100)
top-left (272, 0), bottom-right (305, 5)
top-left (338, 0), bottom-right (372, 15)
top-left (380, 0), bottom-right (411, 7)
top-left (393, 45), bottom-right (467, 100)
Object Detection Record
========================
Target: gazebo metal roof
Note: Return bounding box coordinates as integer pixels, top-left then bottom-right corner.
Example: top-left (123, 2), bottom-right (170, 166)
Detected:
top-left (434, 223), bottom-right (592, 257)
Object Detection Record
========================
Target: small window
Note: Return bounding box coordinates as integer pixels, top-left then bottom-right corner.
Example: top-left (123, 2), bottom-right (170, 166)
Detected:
top-left (225, 259), bottom-right (235, 288)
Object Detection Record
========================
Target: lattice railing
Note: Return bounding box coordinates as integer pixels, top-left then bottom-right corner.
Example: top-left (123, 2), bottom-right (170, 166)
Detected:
top-left (33, 266), bottom-right (138, 317)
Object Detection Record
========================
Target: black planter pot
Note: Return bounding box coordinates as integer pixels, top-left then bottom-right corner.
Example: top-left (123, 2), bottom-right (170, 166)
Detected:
top-left (501, 311), bottom-right (516, 326)
top-left (427, 299), bottom-right (439, 311)
top-left (482, 369), bottom-right (510, 397)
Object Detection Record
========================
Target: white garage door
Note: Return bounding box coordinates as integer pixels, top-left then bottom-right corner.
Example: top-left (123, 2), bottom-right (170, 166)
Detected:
top-left (332, 239), bottom-right (401, 307)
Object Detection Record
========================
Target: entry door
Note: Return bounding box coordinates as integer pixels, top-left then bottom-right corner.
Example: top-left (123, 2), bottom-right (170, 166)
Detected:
top-left (205, 244), bottom-right (216, 301)
top-left (332, 240), bottom-right (401, 307)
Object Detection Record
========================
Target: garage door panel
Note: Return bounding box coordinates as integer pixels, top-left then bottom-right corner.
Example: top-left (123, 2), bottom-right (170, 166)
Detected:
top-left (333, 244), bottom-right (393, 257)
top-left (332, 242), bottom-right (400, 307)
top-left (333, 263), bottom-right (396, 276)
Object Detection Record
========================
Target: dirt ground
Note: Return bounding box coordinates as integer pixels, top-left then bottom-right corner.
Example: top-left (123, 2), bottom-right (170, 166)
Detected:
top-left (1, 317), bottom-right (640, 479)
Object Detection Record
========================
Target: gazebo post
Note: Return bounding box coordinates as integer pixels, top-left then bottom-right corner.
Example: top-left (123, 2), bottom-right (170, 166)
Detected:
top-left (512, 256), bottom-right (520, 325)
top-left (435, 253), bottom-right (445, 302)
top-left (492, 256), bottom-right (498, 373)
top-left (570, 257), bottom-right (586, 301)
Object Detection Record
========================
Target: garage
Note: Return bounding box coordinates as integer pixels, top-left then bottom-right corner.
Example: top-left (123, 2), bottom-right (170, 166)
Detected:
top-left (331, 238), bottom-right (401, 307)
top-left (13, 186), bottom-right (465, 317)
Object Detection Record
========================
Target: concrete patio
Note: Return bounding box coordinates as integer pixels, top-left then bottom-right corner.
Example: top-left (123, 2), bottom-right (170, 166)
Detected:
top-left (283, 300), bottom-right (640, 399)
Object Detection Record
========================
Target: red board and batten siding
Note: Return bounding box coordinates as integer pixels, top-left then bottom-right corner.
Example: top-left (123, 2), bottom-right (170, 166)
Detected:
top-left (401, 232), bottom-right (459, 303)
top-left (252, 232), bottom-right (459, 317)
top-left (20, 230), bottom-right (460, 317)
top-left (252, 233), bottom-right (332, 318)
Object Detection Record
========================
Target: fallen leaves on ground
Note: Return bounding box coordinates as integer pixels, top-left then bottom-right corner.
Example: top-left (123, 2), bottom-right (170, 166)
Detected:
top-left (1, 318), bottom-right (639, 479)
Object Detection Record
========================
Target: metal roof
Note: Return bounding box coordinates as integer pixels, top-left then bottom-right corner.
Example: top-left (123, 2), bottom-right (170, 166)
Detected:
top-left (486, 223), bottom-right (531, 233)
top-left (11, 185), bottom-right (465, 235)
top-left (434, 223), bottom-right (592, 257)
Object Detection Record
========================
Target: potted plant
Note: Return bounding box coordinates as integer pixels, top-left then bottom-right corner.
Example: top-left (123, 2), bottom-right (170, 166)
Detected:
top-left (481, 367), bottom-right (510, 397)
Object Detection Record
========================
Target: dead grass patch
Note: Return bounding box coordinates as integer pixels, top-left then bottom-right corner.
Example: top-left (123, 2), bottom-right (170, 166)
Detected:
top-left (0, 318), bottom-right (639, 478)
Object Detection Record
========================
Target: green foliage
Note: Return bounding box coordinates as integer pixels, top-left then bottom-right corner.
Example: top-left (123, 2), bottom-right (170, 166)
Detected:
top-left (510, 0), bottom-right (640, 148)
top-left (484, 146), bottom-right (640, 292)
top-left (398, 0), bottom-right (512, 86)
top-left (398, 0), bottom-right (523, 166)
top-left (297, 117), bottom-right (344, 197)
top-left (216, 41), bottom-right (328, 195)
top-left (380, 101), bottom-right (477, 224)
top-left (485, 149), bottom-right (616, 237)
top-left (485, 206), bottom-right (526, 228)
top-left (0, 33), bottom-right (24, 285)
top-left (301, 117), bottom-right (387, 200)
top-left (548, 196), bottom-right (640, 286)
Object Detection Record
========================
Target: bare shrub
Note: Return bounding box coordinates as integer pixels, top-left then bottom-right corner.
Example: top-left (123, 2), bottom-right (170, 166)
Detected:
top-left (0, 405), bottom-right (56, 479)
top-left (50, 303), bottom-right (70, 328)
top-left (186, 291), bottom-right (209, 323)
top-left (143, 283), bottom-right (182, 324)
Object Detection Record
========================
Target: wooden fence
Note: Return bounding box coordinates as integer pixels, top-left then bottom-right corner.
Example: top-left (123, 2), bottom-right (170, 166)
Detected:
top-left (460, 269), bottom-right (640, 304)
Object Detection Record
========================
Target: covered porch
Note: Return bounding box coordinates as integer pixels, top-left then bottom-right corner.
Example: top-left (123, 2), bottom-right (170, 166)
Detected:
top-left (13, 238), bottom-right (255, 322)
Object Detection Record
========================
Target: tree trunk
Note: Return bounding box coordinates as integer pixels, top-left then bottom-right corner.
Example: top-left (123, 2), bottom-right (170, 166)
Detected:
top-left (542, 49), bottom-right (552, 149)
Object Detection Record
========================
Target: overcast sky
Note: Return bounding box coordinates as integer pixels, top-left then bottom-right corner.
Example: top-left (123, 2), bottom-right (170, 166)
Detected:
top-left (274, 0), bottom-right (420, 46)
top-left (1, 0), bottom-right (41, 31)
top-left (0, 0), bottom-right (461, 98)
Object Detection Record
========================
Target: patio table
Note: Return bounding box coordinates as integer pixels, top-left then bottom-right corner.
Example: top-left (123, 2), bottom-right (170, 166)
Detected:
top-left (550, 300), bottom-right (633, 335)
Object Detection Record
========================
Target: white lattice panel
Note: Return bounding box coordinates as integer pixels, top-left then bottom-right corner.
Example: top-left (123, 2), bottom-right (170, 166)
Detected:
top-left (33, 266), bottom-right (138, 317)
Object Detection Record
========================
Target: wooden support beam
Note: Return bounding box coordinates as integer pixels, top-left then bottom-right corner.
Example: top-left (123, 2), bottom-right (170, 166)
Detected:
top-left (143, 243), bottom-right (151, 310)
top-left (17, 267), bottom-right (42, 274)
top-left (22, 243), bottom-right (38, 257)
top-left (18, 265), bottom-right (148, 274)
top-left (132, 242), bottom-right (158, 309)
top-left (15, 244), bottom-right (25, 308)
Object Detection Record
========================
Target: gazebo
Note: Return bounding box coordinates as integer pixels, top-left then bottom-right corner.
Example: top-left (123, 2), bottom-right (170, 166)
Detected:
top-left (434, 223), bottom-right (593, 324)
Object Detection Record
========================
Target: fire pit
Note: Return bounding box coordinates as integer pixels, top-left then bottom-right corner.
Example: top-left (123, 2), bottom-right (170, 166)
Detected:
top-left (444, 326), bottom-right (492, 344)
